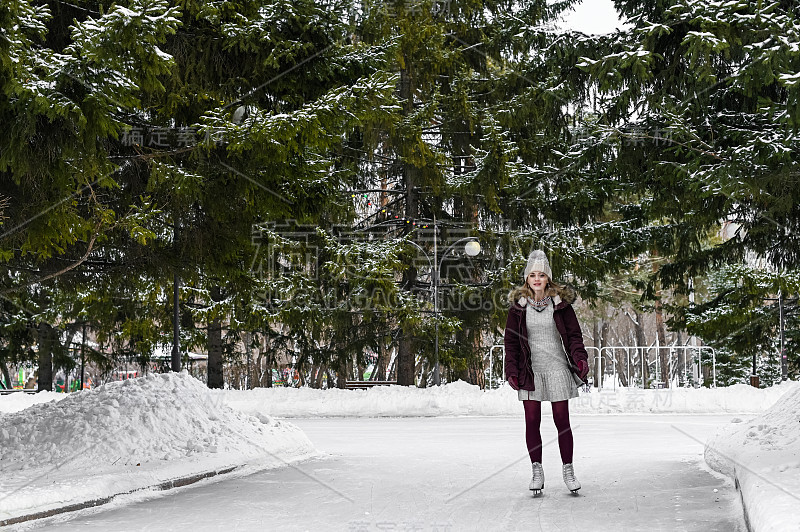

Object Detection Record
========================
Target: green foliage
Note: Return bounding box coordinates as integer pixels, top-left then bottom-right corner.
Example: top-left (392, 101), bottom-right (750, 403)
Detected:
top-left (683, 264), bottom-right (799, 382)
top-left (3, 0), bottom-right (797, 389)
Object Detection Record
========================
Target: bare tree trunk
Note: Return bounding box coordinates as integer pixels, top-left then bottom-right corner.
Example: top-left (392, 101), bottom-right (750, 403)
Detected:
top-left (263, 364), bottom-right (273, 387)
top-left (654, 298), bottom-right (669, 388)
top-left (472, 358), bottom-right (485, 389)
top-left (314, 365), bottom-right (327, 389)
top-left (600, 321), bottom-right (609, 385)
top-left (243, 332), bottom-right (253, 390)
top-left (207, 287), bottom-right (224, 389)
top-left (336, 358), bottom-right (347, 389)
top-left (613, 328), bottom-right (629, 388)
top-left (397, 334), bottom-right (415, 386)
top-left (38, 322), bottom-right (54, 392)
top-left (387, 354), bottom-right (397, 381)
top-left (306, 365), bottom-right (318, 389)
top-left (0, 361), bottom-right (12, 389)
top-left (373, 336), bottom-right (389, 381)
top-left (254, 347), bottom-right (266, 387)
top-left (633, 309), bottom-right (649, 388)
top-left (592, 319), bottom-right (609, 387)
top-left (675, 330), bottom-right (685, 384)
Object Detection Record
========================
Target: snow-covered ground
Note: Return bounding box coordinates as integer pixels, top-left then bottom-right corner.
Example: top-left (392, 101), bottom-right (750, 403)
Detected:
top-left (6, 380), bottom-right (796, 418)
top-left (0, 372), bottom-right (316, 525)
top-left (1, 377), bottom-right (798, 530)
top-left (705, 384), bottom-right (800, 531)
top-left (0, 391), bottom-right (63, 414)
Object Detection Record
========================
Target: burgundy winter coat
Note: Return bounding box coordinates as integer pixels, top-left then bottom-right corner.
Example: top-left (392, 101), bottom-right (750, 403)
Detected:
top-left (504, 286), bottom-right (589, 391)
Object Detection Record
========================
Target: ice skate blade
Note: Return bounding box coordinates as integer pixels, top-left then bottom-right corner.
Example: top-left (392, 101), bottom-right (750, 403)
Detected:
top-left (531, 489), bottom-right (543, 496)
top-left (569, 488), bottom-right (580, 495)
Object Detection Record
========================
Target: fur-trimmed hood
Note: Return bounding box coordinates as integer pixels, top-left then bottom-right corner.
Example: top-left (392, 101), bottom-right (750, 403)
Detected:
top-left (507, 284), bottom-right (578, 309)
top-left (503, 283), bottom-right (588, 391)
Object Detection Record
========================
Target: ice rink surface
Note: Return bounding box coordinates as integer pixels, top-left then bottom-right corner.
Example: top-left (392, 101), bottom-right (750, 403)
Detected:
top-left (29, 414), bottom-right (746, 531)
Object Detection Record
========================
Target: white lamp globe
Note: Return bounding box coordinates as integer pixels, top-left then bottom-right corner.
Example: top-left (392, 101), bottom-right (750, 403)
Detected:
top-left (464, 240), bottom-right (481, 257)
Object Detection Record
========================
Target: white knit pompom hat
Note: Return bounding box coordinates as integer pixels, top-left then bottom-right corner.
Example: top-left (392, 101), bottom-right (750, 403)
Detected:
top-left (523, 250), bottom-right (553, 282)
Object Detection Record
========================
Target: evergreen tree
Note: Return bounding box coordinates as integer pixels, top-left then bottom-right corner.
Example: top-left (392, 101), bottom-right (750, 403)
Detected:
top-left (682, 263), bottom-right (799, 384)
top-left (560, 0), bottom-right (800, 379)
top-left (0, 0), bottom-right (181, 387)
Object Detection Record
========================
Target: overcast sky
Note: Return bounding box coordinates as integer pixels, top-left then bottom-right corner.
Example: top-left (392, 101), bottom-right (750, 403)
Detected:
top-left (561, 0), bottom-right (626, 34)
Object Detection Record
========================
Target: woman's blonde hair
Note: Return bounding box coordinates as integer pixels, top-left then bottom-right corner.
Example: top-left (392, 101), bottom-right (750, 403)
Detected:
top-left (517, 274), bottom-right (565, 300)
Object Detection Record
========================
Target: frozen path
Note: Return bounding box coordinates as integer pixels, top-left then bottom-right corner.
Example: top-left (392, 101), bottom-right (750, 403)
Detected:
top-left (30, 415), bottom-right (745, 531)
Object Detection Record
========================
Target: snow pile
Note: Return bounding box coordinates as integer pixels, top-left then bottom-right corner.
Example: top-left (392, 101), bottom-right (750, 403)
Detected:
top-left (0, 372), bottom-right (316, 523)
top-left (705, 384), bottom-right (800, 531)
top-left (220, 380), bottom-right (515, 418)
top-left (216, 380), bottom-right (800, 418)
top-left (3, 380), bottom-right (796, 422)
top-left (572, 382), bottom-right (798, 414)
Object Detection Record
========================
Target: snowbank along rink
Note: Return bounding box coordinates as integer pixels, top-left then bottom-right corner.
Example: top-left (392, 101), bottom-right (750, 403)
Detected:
top-left (705, 382), bottom-right (800, 532)
top-left (0, 372), bottom-right (317, 526)
top-left (1, 378), bottom-right (798, 531)
top-left (215, 379), bottom-right (799, 417)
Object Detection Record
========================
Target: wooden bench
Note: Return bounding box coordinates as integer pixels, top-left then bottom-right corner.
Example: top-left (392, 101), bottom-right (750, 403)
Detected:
top-left (344, 380), bottom-right (397, 390)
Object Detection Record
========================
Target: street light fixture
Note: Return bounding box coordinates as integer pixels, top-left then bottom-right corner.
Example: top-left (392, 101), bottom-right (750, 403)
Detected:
top-left (464, 240), bottom-right (481, 257)
top-left (433, 236), bottom-right (481, 385)
top-left (403, 226), bottom-right (481, 386)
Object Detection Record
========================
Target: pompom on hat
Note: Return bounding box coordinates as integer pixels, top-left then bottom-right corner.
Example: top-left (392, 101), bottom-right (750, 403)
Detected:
top-left (523, 250), bottom-right (553, 282)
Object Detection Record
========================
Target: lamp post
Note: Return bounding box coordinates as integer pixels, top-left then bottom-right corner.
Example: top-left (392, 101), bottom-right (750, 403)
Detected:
top-left (432, 235), bottom-right (481, 385)
top-left (171, 219), bottom-right (181, 373)
top-left (405, 231), bottom-right (481, 386)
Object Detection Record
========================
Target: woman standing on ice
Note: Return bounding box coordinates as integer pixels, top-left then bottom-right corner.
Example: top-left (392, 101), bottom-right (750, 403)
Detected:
top-left (504, 250), bottom-right (589, 495)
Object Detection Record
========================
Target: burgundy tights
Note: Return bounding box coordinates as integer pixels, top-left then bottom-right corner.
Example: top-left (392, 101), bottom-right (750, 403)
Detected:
top-left (523, 400), bottom-right (573, 464)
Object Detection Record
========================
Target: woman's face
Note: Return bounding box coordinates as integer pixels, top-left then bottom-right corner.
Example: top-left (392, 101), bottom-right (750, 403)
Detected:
top-left (527, 271), bottom-right (548, 291)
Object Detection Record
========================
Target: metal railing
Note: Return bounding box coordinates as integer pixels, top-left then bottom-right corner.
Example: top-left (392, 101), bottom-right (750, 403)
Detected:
top-left (486, 344), bottom-right (505, 390)
top-left (595, 345), bottom-right (716, 390)
top-left (486, 344), bottom-right (716, 391)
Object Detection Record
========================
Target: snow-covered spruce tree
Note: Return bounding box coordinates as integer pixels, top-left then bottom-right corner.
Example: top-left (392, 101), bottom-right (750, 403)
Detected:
top-left (177, 0), bottom-right (404, 388)
top-left (0, 0), bottom-right (181, 388)
top-left (332, 0), bottom-right (594, 386)
top-left (683, 263), bottom-right (799, 384)
top-left (550, 0), bottom-right (800, 379)
top-left (0, 0), bottom-right (406, 388)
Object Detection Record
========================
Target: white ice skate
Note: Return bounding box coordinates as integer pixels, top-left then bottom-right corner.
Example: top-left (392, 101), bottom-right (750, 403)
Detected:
top-left (529, 462), bottom-right (544, 495)
top-left (562, 463), bottom-right (581, 493)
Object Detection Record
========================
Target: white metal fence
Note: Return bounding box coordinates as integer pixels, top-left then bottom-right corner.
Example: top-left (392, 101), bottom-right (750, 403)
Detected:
top-left (485, 344), bottom-right (716, 390)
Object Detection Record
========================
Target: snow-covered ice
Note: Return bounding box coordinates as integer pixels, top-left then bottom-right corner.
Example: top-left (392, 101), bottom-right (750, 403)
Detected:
top-left (24, 416), bottom-right (745, 531)
top-left (0, 372), bottom-right (316, 524)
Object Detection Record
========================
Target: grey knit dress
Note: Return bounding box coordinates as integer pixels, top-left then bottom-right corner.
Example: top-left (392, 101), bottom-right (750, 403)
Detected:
top-left (518, 298), bottom-right (579, 402)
